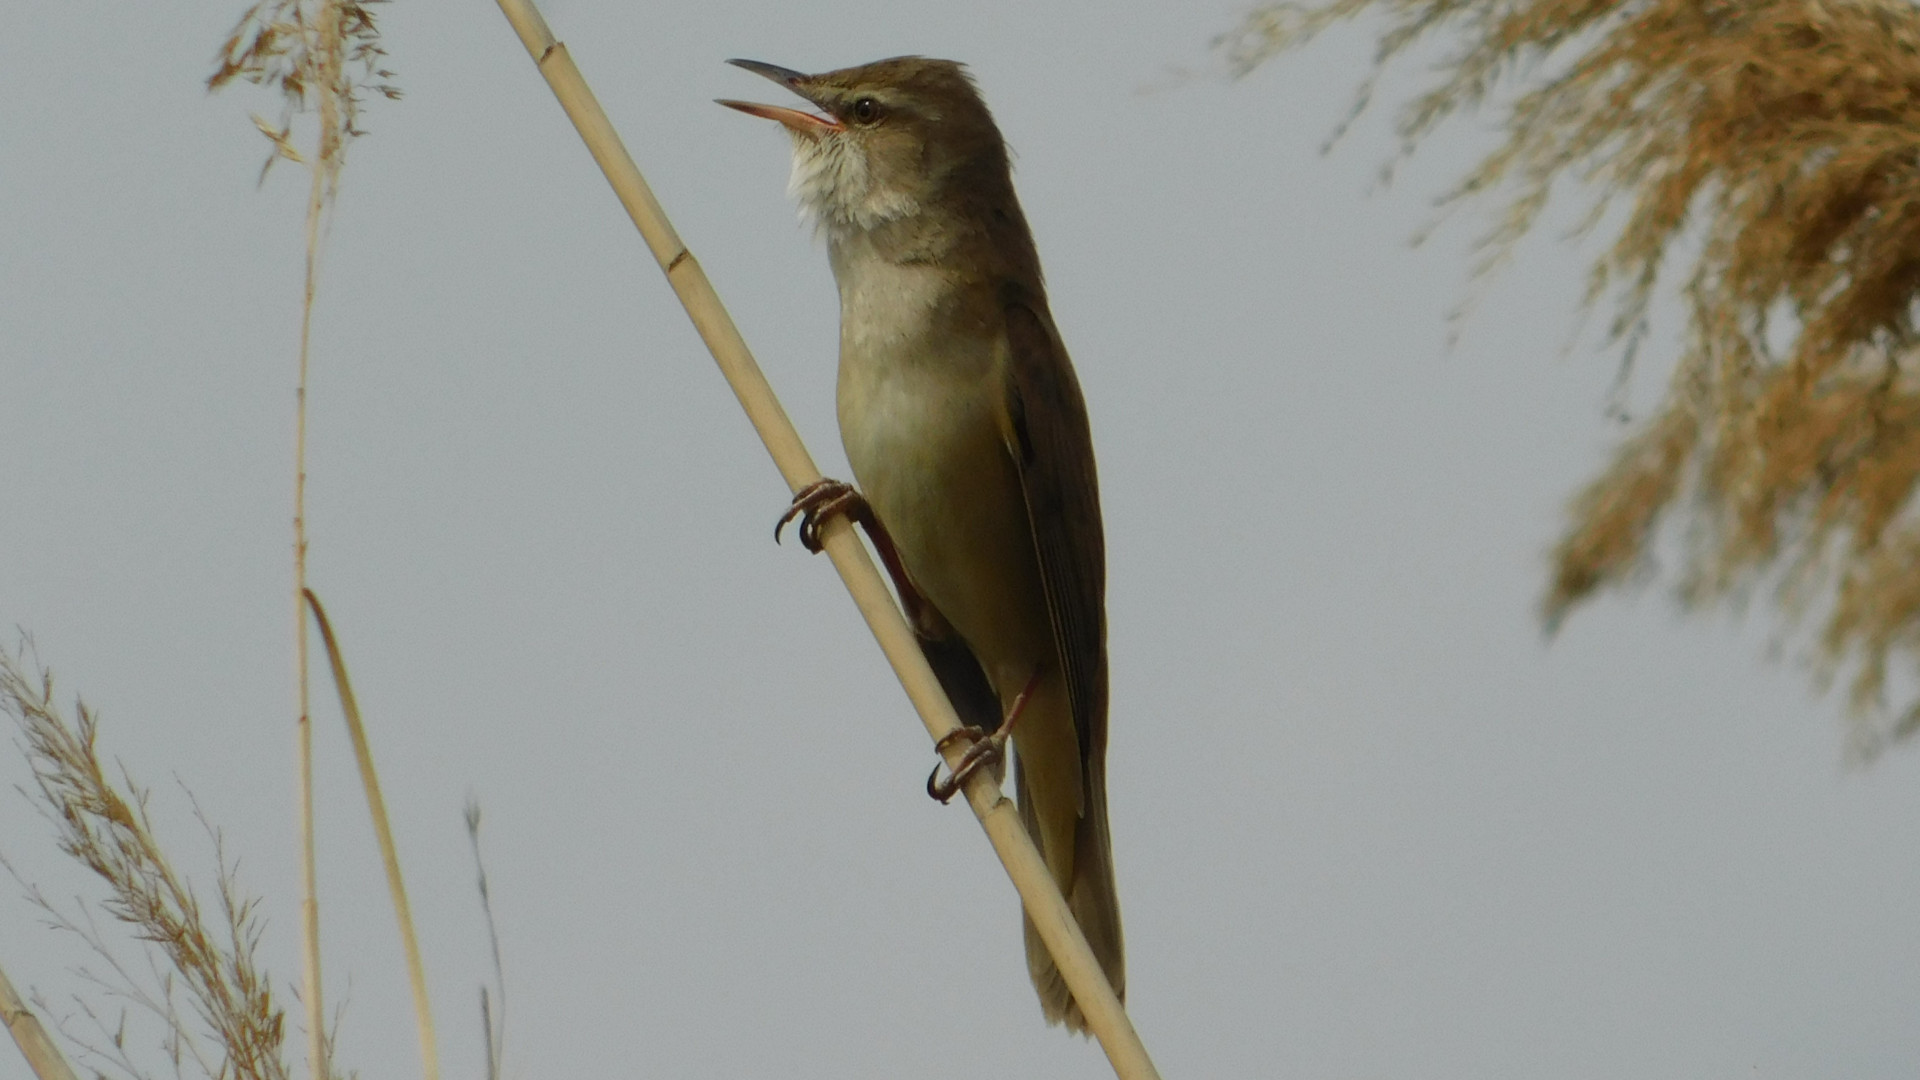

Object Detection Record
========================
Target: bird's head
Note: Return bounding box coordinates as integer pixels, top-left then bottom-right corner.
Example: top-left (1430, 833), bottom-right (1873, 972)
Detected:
top-left (719, 56), bottom-right (1009, 236)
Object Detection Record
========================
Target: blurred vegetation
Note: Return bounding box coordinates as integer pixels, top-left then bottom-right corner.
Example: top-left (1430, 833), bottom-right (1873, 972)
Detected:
top-left (3, 8), bottom-right (410, 1080)
top-left (208, 4), bottom-right (401, 1077)
top-left (3, 647), bottom-right (297, 1080)
top-left (1227, 0), bottom-right (1920, 754)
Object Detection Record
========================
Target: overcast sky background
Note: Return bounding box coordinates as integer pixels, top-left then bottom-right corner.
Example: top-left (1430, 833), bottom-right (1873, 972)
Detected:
top-left (5, 2), bottom-right (1920, 1079)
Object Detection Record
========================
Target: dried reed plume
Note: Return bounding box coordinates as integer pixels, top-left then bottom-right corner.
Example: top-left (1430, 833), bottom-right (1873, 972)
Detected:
top-left (208, 5), bottom-right (399, 1075)
top-left (1, 645), bottom-right (292, 1080)
top-left (209, 0), bottom-right (400, 186)
top-left (1227, 0), bottom-right (1920, 753)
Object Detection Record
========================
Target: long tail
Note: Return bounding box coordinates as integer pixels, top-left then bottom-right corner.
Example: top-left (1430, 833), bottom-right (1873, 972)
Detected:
top-left (1017, 753), bottom-right (1124, 1034)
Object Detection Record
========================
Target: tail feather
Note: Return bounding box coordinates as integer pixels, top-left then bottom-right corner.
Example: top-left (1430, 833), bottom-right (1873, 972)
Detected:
top-left (1017, 755), bottom-right (1124, 1034)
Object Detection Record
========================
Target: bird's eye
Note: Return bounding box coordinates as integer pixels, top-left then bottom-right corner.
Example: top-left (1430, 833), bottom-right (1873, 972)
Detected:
top-left (850, 97), bottom-right (881, 124)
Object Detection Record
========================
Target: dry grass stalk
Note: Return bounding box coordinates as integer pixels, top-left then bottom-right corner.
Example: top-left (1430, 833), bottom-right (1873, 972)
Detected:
top-left (208, 5), bottom-right (400, 1075)
top-left (462, 802), bottom-right (506, 1080)
top-left (303, 591), bottom-right (440, 1080)
top-left (488, 2), bottom-right (1160, 1074)
top-left (1227, 0), bottom-right (1920, 752)
top-left (0, 958), bottom-right (81, 1080)
top-left (1, 646), bottom-right (292, 1080)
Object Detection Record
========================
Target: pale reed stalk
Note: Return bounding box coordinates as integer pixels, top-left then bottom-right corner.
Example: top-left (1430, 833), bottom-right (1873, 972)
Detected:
top-left (0, 960), bottom-right (79, 1080)
top-left (292, 7), bottom-right (331, 1075)
top-left (487, 4), bottom-right (1161, 1077)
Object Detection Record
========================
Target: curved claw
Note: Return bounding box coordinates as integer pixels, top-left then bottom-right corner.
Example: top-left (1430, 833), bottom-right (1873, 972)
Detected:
top-left (926, 726), bottom-right (1004, 804)
top-left (775, 478), bottom-right (865, 553)
top-left (927, 760), bottom-right (960, 803)
top-left (773, 500), bottom-right (806, 545)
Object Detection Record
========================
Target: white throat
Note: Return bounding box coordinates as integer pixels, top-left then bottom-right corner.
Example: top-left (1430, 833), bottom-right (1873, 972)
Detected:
top-left (787, 134), bottom-right (920, 236)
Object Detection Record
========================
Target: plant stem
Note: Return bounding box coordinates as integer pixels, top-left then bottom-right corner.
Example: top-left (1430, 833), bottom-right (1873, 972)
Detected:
top-left (0, 959), bottom-right (80, 1080)
top-left (292, 7), bottom-right (338, 1079)
top-left (304, 590), bottom-right (440, 1080)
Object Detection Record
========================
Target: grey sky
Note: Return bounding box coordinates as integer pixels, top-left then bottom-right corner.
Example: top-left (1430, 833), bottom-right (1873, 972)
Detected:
top-left (4, 2), bottom-right (1919, 1079)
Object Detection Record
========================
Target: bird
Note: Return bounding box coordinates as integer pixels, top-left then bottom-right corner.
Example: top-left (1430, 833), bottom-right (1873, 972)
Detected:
top-left (720, 56), bottom-right (1122, 1033)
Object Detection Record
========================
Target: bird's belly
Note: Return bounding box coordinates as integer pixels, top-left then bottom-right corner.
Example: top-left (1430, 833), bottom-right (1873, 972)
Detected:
top-left (838, 351), bottom-right (1051, 691)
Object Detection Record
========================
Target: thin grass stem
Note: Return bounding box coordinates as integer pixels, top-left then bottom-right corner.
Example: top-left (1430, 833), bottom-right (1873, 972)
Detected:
top-left (293, 36), bottom-right (328, 1080)
top-left (463, 802), bottom-right (505, 1080)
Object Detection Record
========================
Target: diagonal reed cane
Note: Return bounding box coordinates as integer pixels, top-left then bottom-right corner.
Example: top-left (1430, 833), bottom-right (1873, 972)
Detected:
top-left (488, 4), bottom-right (1161, 1077)
top-left (0, 959), bottom-right (80, 1080)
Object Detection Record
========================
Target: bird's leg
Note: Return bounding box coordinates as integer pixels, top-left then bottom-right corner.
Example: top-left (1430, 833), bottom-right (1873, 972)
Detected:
top-left (779, 479), bottom-right (1015, 804)
top-left (927, 666), bottom-right (1043, 804)
top-left (777, 478), bottom-right (939, 631)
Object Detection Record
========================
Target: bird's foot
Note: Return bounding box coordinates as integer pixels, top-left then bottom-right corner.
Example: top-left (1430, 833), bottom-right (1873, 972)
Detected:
top-left (775, 478), bottom-right (868, 553)
top-left (926, 726), bottom-right (1007, 804)
top-left (925, 667), bottom-right (1043, 803)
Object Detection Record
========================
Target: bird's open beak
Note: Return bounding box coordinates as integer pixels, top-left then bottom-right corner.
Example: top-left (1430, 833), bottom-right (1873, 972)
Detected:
top-left (717, 58), bottom-right (843, 135)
